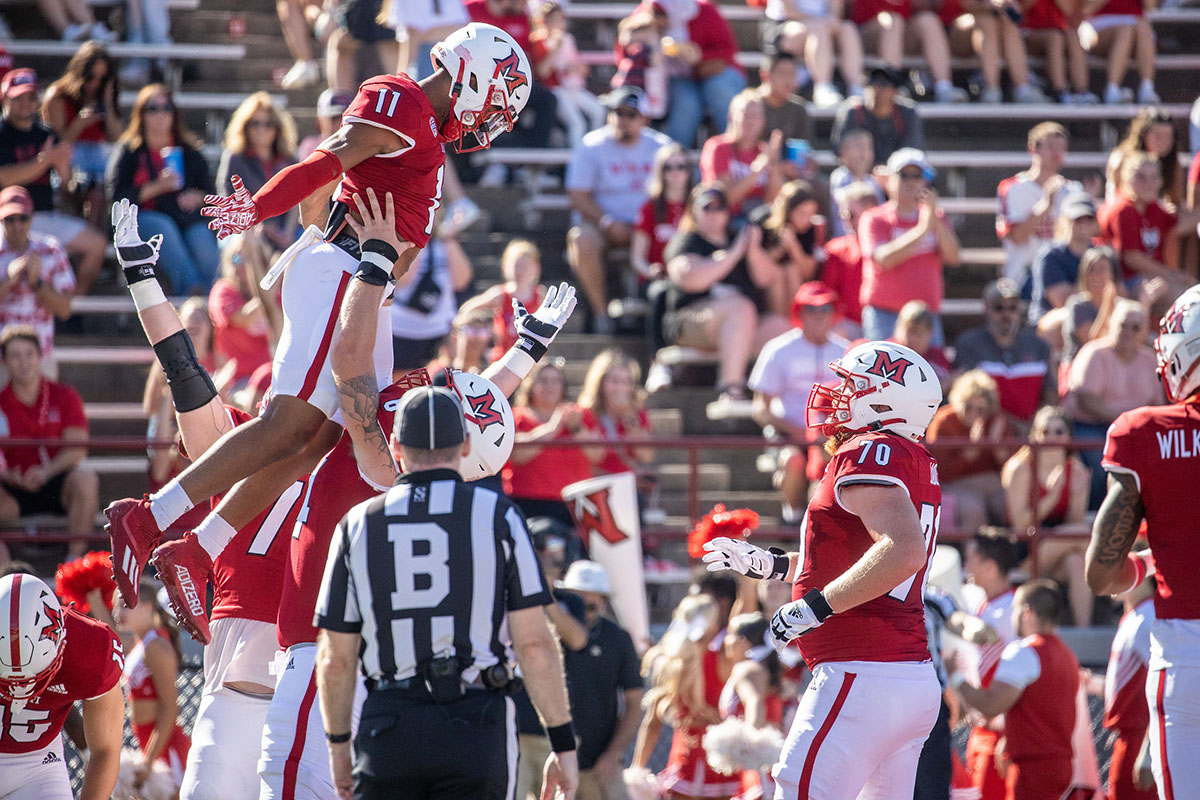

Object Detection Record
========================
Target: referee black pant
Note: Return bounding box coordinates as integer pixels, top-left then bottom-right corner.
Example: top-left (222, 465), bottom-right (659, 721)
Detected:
top-left (354, 687), bottom-right (517, 800)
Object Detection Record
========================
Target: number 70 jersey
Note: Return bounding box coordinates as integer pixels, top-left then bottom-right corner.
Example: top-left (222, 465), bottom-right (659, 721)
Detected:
top-left (338, 72), bottom-right (448, 248)
top-left (791, 432), bottom-right (942, 669)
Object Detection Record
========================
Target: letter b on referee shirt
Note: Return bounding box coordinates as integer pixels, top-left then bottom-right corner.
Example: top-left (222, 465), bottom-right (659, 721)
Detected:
top-left (389, 522), bottom-right (451, 609)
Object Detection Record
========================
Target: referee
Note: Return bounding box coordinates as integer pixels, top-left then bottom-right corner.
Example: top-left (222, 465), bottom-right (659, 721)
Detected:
top-left (315, 386), bottom-right (579, 800)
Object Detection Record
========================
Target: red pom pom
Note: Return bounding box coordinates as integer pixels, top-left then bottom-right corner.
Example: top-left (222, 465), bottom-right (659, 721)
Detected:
top-left (688, 504), bottom-right (760, 559)
top-left (55, 552), bottom-right (116, 615)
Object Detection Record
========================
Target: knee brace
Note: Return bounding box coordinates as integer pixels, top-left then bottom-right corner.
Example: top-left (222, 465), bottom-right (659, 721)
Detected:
top-left (154, 330), bottom-right (219, 413)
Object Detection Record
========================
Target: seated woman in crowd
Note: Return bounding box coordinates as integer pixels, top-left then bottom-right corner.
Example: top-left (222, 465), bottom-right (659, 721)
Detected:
top-left (1060, 245), bottom-right (1121, 370)
top-left (761, 0), bottom-right (864, 108)
top-left (456, 239), bottom-right (545, 363)
top-left (208, 229), bottom-right (279, 390)
top-left (1001, 406), bottom-right (1092, 624)
top-left (1064, 298), bottom-right (1163, 506)
top-left (700, 90), bottom-right (785, 221)
top-left (851, 0), bottom-right (968, 103)
top-left (114, 579), bottom-right (192, 791)
top-left (747, 179), bottom-right (823, 319)
top-left (217, 92), bottom-right (300, 253)
top-left (106, 84), bottom-right (219, 294)
top-left (41, 42), bottom-right (122, 233)
top-left (1082, 0), bottom-right (1159, 105)
top-left (502, 359), bottom-right (594, 534)
top-left (926, 370), bottom-right (1013, 534)
top-left (1106, 107), bottom-right (1181, 205)
top-left (577, 348), bottom-right (655, 484)
top-left (938, 0), bottom-right (1043, 103)
top-left (633, 144), bottom-right (694, 281)
top-left (662, 184), bottom-right (790, 403)
top-left (890, 301), bottom-right (953, 393)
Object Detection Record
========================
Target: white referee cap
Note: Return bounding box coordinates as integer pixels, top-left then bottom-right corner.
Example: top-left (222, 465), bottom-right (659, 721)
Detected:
top-left (394, 386), bottom-right (468, 450)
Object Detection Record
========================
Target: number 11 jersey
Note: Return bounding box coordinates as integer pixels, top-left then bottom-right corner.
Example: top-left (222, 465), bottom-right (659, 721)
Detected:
top-left (792, 432), bottom-right (942, 669)
top-left (339, 72), bottom-right (447, 248)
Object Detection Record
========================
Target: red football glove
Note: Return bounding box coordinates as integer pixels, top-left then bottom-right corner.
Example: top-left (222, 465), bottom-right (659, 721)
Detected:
top-left (201, 173), bottom-right (258, 239)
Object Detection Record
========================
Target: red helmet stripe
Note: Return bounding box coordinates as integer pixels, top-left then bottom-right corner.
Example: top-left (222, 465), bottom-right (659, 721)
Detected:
top-left (8, 573), bottom-right (21, 673)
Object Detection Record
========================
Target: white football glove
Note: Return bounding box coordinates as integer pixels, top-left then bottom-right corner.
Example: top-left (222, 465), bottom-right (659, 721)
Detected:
top-left (111, 198), bottom-right (163, 276)
top-left (701, 537), bottom-right (789, 581)
top-left (769, 590), bottom-right (834, 653)
top-left (513, 281), bottom-right (577, 362)
top-left (201, 173), bottom-right (258, 239)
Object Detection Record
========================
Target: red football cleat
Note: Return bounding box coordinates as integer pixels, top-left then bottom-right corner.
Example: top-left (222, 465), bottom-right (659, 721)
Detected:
top-left (104, 496), bottom-right (163, 608)
top-left (151, 534), bottom-right (213, 645)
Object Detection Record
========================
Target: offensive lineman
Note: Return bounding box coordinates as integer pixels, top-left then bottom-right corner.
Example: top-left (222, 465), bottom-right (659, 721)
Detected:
top-left (0, 573), bottom-right (125, 800)
top-left (1086, 284), bottom-right (1200, 800)
top-left (702, 341), bottom-right (944, 798)
top-left (105, 23), bottom-right (534, 629)
top-left (109, 198), bottom-right (310, 799)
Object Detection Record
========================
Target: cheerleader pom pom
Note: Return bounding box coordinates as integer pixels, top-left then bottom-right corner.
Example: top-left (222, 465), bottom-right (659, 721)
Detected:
top-left (55, 551), bottom-right (117, 615)
top-left (703, 717), bottom-right (784, 775)
top-left (113, 748), bottom-right (176, 800)
top-left (687, 504), bottom-right (759, 559)
top-left (623, 766), bottom-right (663, 800)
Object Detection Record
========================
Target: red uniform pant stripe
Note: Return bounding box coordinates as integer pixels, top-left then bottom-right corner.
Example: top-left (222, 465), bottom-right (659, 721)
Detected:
top-left (298, 271), bottom-right (352, 401)
top-left (1155, 669), bottom-right (1175, 800)
top-left (281, 670), bottom-right (319, 800)
top-left (796, 671), bottom-right (857, 798)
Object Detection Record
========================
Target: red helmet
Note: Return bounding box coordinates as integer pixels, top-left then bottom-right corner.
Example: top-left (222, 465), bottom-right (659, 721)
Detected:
top-left (0, 573), bottom-right (67, 704)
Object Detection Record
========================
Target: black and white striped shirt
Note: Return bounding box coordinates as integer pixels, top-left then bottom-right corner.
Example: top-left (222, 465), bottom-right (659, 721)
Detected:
top-left (315, 468), bottom-right (552, 682)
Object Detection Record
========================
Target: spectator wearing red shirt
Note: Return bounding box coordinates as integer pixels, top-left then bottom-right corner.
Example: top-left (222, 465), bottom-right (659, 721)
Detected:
top-left (821, 181), bottom-right (879, 336)
top-left (954, 581), bottom-right (1080, 800)
top-left (1099, 153), bottom-right (1200, 291)
top-left (503, 359), bottom-right (595, 532)
top-left (0, 187), bottom-right (74, 374)
top-left (465, 0), bottom-right (558, 155)
top-left (633, 143), bottom-right (693, 281)
top-left (207, 232), bottom-right (277, 387)
top-left (577, 349), bottom-right (654, 477)
top-left (641, 0), bottom-right (746, 148)
top-left (700, 90), bottom-right (784, 220)
top-left (0, 325), bottom-right (97, 560)
top-left (858, 148), bottom-right (961, 344)
top-left (456, 238), bottom-right (546, 362)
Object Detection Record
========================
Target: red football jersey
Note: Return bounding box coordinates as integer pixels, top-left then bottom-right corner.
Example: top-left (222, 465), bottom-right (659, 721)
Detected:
top-left (792, 432), bottom-right (942, 668)
top-left (1002, 634), bottom-right (1079, 763)
top-left (277, 381), bottom-right (411, 648)
top-left (0, 380), bottom-right (88, 473)
top-left (0, 609), bottom-right (122, 754)
top-left (339, 72), bottom-right (447, 248)
top-left (1102, 400), bottom-right (1200, 620)
top-left (208, 407), bottom-right (302, 624)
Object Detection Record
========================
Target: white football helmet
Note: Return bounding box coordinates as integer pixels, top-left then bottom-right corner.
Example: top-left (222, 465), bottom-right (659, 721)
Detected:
top-left (431, 23), bottom-right (532, 153)
top-left (447, 370), bottom-right (515, 480)
top-left (0, 573), bottom-right (68, 703)
top-left (1156, 284), bottom-right (1200, 403)
top-left (807, 341), bottom-right (942, 441)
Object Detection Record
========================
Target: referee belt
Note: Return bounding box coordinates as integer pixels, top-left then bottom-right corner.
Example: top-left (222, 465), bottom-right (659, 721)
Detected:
top-left (367, 674), bottom-right (488, 697)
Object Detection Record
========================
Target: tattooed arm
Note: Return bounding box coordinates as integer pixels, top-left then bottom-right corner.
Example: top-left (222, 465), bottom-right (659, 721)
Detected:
top-left (1085, 472), bottom-right (1145, 595)
top-left (334, 370), bottom-right (396, 489)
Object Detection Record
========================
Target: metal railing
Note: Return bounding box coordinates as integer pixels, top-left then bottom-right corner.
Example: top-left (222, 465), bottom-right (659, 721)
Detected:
top-left (0, 433), bottom-right (1106, 572)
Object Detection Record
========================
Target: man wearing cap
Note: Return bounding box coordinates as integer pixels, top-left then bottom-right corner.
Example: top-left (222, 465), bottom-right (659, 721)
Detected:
top-left (0, 68), bottom-right (106, 295)
top-left (1028, 193), bottom-right (1099, 328)
top-left (859, 148), bottom-right (961, 344)
top-left (316, 385), bottom-right (579, 800)
top-left (831, 68), bottom-right (925, 167)
top-left (0, 186), bottom-right (74, 375)
top-left (566, 85), bottom-right (671, 333)
top-left (996, 122), bottom-right (1083, 285)
top-left (953, 278), bottom-right (1054, 424)
top-left (749, 281), bottom-right (850, 522)
top-left (553, 560), bottom-right (643, 800)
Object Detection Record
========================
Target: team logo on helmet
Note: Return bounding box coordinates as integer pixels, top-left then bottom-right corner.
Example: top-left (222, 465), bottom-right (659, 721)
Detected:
top-left (492, 51), bottom-right (528, 96)
top-left (864, 350), bottom-right (913, 385)
top-left (466, 392), bottom-right (504, 429)
top-left (39, 603), bottom-right (64, 646)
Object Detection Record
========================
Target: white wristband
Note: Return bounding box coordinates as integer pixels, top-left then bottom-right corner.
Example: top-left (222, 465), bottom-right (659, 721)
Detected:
top-left (497, 347), bottom-right (536, 380)
top-left (359, 250), bottom-right (394, 274)
top-left (130, 279), bottom-right (167, 312)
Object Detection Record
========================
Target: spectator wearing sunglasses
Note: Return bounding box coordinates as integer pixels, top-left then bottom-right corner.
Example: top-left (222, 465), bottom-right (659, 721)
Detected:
top-left (953, 278), bottom-right (1054, 425)
top-left (216, 92), bottom-right (300, 253)
top-left (106, 84), bottom-right (219, 294)
top-left (566, 87), bottom-right (671, 333)
top-left (0, 187), bottom-right (74, 375)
